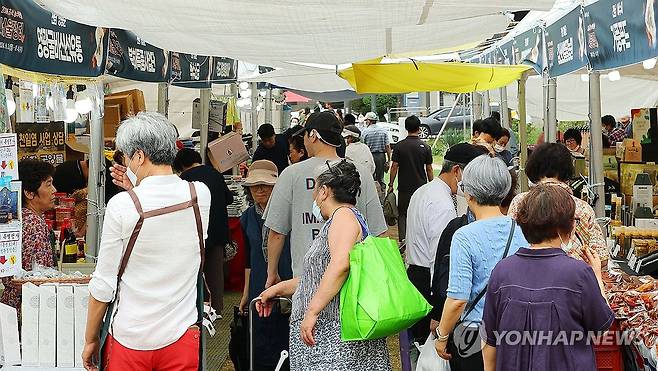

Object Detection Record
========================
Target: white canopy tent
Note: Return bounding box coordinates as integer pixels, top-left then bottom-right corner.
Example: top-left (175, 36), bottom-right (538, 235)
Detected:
top-left (39, 0), bottom-right (556, 67)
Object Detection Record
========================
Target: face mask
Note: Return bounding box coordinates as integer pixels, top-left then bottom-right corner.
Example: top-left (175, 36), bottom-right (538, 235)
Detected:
top-left (126, 154), bottom-right (140, 187)
top-left (558, 233), bottom-right (573, 252)
top-left (312, 199), bottom-right (324, 222)
top-left (494, 144), bottom-right (505, 153)
top-left (456, 181), bottom-right (464, 197)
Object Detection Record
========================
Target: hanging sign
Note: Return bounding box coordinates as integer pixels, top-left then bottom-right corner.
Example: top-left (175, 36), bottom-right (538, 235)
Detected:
top-left (0, 133), bottom-right (18, 181)
top-left (16, 122), bottom-right (65, 165)
top-left (496, 40), bottom-right (515, 65)
top-left (211, 57), bottom-right (238, 84)
top-left (106, 29), bottom-right (169, 82)
top-left (170, 52), bottom-right (211, 88)
top-left (546, 6), bottom-right (589, 77)
top-left (0, 224), bottom-right (21, 278)
top-left (513, 27), bottom-right (544, 73)
top-left (584, 0), bottom-right (658, 70)
top-left (0, 0), bottom-right (108, 77)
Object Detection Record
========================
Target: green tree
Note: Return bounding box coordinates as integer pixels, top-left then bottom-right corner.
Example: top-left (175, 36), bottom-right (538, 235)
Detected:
top-left (351, 95), bottom-right (400, 120)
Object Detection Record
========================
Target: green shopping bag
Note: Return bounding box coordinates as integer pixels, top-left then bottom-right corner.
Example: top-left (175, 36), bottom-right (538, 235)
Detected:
top-left (339, 236), bottom-right (432, 341)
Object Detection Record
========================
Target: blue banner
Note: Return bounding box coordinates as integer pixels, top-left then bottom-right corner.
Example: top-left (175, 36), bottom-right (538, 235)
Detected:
top-left (512, 27), bottom-right (544, 73)
top-left (210, 57), bottom-right (237, 84)
top-left (584, 0), bottom-right (658, 70)
top-left (106, 29), bottom-right (169, 82)
top-left (0, 0), bottom-right (108, 77)
top-left (546, 7), bottom-right (588, 77)
top-left (496, 40), bottom-right (515, 65)
top-left (170, 52), bottom-right (212, 88)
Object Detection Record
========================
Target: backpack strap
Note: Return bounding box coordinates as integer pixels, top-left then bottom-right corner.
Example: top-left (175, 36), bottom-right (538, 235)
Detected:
top-left (118, 190), bottom-right (145, 281)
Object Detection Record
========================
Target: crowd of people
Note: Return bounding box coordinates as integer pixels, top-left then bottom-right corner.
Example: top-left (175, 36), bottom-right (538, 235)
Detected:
top-left (6, 104), bottom-right (616, 371)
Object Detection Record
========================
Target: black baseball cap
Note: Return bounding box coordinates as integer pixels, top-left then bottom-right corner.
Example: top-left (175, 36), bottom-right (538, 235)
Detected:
top-left (444, 143), bottom-right (489, 164)
top-left (303, 112), bottom-right (344, 147)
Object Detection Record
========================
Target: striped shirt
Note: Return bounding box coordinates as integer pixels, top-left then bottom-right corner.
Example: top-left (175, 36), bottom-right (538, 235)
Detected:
top-left (362, 124), bottom-right (390, 153)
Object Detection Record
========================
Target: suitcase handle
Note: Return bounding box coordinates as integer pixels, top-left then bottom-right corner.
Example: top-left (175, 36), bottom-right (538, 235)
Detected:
top-left (248, 296), bottom-right (293, 371)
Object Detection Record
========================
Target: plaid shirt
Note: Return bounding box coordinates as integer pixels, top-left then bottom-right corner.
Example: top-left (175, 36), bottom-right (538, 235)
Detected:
top-left (362, 124), bottom-right (390, 153)
top-left (607, 127), bottom-right (626, 145)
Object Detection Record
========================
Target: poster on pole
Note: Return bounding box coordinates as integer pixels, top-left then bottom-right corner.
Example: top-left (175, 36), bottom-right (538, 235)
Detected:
top-left (16, 122), bottom-right (66, 166)
top-left (0, 0), bottom-right (109, 77)
top-left (584, 0), bottom-right (658, 70)
top-left (0, 224), bottom-right (22, 278)
top-left (0, 133), bottom-right (19, 181)
top-left (546, 6), bottom-right (589, 77)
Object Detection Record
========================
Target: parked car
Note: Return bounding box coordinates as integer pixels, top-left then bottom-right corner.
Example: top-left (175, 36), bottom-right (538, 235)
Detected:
top-left (418, 105), bottom-right (499, 139)
top-left (378, 120), bottom-right (408, 146)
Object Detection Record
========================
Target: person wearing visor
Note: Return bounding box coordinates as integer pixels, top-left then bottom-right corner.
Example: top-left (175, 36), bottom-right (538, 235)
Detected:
top-left (342, 124), bottom-right (375, 176)
top-left (263, 112), bottom-right (386, 288)
top-left (239, 160), bottom-right (292, 370)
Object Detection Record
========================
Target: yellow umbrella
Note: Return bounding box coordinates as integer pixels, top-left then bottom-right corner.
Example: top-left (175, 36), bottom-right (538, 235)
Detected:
top-left (339, 61), bottom-right (531, 94)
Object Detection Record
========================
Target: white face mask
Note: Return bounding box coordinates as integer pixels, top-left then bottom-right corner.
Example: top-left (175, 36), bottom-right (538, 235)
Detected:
top-left (494, 144), bottom-right (505, 153)
top-left (126, 154), bottom-right (140, 187)
top-left (312, 198), bottom-right (324, 222)
top-left (558, 233), bottom-right (574, 253)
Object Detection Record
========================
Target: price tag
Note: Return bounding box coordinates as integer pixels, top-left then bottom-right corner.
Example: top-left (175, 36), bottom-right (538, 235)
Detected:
top-left (629, 255), bottom-right (637, 271)
top-left (634, 258), bottom-right (643, 272)
top-left (613, 244), bottom-right (620, 258)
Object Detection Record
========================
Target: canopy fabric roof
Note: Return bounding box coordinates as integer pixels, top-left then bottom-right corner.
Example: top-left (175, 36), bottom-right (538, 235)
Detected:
top-left (340, 62), bottom-right (531, 93)
top-left (38, 0), bottom-right (556, 68)
top-left (242, 68), bottom-right (352, 92)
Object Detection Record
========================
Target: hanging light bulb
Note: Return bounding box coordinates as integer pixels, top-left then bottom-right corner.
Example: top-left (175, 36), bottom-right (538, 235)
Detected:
top-left (74, 85), bottom-right (93, 115)
top-left (643, 57), bottom-right (658, 70)
top-left (4, 76), bottom-right (15, 116)
top-left (65, 85), bottom-right (78, 123)
top-left (258, 90), bottom-right (267, 98)
top-left (608, 70), bottom-right (621, 81)
top-left (240, 88), bottom-right (252, 98)
top-left (238, 81), bottom-right (249, 90)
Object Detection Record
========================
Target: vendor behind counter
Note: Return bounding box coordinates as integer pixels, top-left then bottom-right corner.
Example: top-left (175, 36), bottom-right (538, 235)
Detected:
top-left (1, 159), bottom-right (56, 320)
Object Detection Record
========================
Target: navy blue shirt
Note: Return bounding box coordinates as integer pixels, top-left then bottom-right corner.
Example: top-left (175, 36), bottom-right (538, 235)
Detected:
top-left (252, 134), bottom-right (290, 173)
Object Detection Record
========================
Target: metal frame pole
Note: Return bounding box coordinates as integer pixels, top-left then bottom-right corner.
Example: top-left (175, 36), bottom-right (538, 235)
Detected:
top-left (370, 94), bottom-right (377, 113)
top-left (483, 90), bottom-right (491, 117)
top-left (500, 86), bottom-right (509, 129)
top-left (86, 83), bottom-right (105, 257)
top-left (251, 83), bottom-right (259, 151)
top-left (472, 92), bottom-right (483, 121)
top-left (547, 78), bottom-right (557, 142)
top-left (431, 93), bottom-right (463, 149)
top-left (157, 82), bottom-right (169, 117)
top-left (588, 71), bottom-right (605, 217)
top-left (265, 86), bottom-right (273, 125)
top-left (199, 89), bottom-right (211, 164)
top-left (462, 93), bottom-right (467, 140)
top-left (518, 73), bottom-right (529, 192)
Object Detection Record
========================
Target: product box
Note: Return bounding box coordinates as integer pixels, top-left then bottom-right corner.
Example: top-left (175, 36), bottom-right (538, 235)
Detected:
top-left (623, 139), bottom-right (642, 162)
top-left (633, 173), bottom-right (654, 214)
top-left (38, 284), bottom-right (57, 368)
top-left (103, 104), bottom-right (121, 138)
top-left (73, 285), bottom-right (89, 368)
top-left (21, 283), bottom-right (40, 367)
top-left (207, 132), bottom-right (250, 173)
top-left (57, 285), bottom-right (75, 367)
top-left (0, 303), bottom-right (21, 366)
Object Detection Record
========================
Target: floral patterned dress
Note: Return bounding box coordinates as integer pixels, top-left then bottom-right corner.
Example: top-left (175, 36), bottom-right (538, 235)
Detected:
top-left (1, 208), bottom-right (54, 318)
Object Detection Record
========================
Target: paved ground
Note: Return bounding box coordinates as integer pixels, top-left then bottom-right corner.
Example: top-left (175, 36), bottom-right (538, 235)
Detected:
top-left (211, 224), bottom-right (405, 371)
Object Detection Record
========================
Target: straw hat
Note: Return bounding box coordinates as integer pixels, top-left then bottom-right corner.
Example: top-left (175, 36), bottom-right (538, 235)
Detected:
top-left (244, 160), bottom-right (278, 186)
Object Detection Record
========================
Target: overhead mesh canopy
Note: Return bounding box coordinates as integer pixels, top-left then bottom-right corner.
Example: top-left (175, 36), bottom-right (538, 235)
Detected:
top-left (37, 0), bottom-right (556, 67)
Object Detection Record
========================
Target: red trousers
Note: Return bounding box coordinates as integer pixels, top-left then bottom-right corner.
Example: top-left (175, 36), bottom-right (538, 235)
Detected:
top-left (103, 328), bottom-right (200, 371)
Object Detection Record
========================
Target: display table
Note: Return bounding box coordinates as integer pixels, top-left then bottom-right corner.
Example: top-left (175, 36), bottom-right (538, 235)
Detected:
top-left (226, 217), bottom-right (246, 292)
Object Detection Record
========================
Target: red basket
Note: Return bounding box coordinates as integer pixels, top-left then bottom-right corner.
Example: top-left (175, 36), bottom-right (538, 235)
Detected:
top-left (594, 321), bottom-right (624, 371)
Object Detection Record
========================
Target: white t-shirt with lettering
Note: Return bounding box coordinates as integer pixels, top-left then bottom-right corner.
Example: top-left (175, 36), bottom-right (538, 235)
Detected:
top-left (263, 156), bottom-right (387, 276)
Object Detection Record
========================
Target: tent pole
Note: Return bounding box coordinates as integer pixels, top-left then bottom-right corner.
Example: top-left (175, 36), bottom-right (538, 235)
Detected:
top-left (472, 92), bottom-right (483, 121)
top-left (588, 71), bottom-right (605, 218)
top-left (157, 83), bottom-right (169, 117)
top-left (86, 84), bottom-right (105, 258)
top-left (483, 90), bottom-right (491, 117)
top-left (432, 93), bottom-right (462, 149)
top-left (265, 86), bottom-right (273, 125)
top-left (548, 77), bottom-right (557, 142)
top-left (251, 83), bottom-right (259, 151)
top-left (469, 93), bottom-right (474, 139)
top-left (462, 93), bottom-right (467, 140)
top-left (370, 95), bottom-right (377, 114)
top-left (518, 73), bottom-right (529, 193)
top-left (199, 88), bottom-right (211, 164)
top-left (500, 86), bottom-right (509, 129)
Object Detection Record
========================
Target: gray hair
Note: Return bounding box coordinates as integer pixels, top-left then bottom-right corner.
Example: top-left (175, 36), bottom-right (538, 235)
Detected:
top-left (462, 154), bottom-right (511, 206)
top-left (115, 112), bottom-right (178, 166)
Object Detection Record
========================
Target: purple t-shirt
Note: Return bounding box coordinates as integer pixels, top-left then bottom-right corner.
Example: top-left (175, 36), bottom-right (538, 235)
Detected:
top-left (482, 248), bottom-right (614, 371)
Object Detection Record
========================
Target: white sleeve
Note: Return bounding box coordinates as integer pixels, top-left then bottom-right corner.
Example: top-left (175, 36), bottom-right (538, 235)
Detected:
top-left (88, 195), bottom-right (128, 303)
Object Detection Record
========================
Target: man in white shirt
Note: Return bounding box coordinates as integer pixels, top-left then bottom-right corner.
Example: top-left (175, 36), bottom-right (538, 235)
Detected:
top-left (343, 125), bottom-right (375, 176)
top-left (405, 143), bottom-right (488, 345)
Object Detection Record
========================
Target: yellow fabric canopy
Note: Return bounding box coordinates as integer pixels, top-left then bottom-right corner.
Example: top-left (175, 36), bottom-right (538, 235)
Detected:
top-left (339, 62), bottom-right (531, 94)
